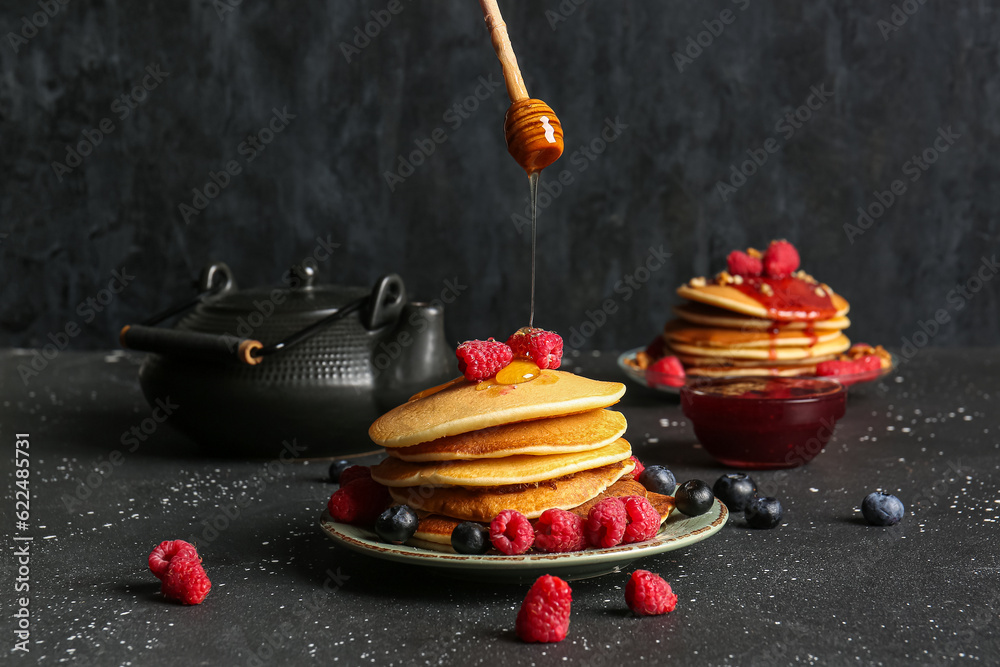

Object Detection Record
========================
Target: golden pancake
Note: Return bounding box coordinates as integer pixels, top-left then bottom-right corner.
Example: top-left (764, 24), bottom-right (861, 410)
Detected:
top-left (685, 364), bottom-right (816, 378)
top-left (369, 370), bottom-right (626, 448)
top-left (372, 439), bottom-right (632, 487)
top-left (390, 460), bottom-right (634, 521)
top-left (673, 351), bottom-right (838, 367)
top-left (413, 513), bottom-right (464, 545)
top-left (410, 477), bottom-right (675, 548)
top-left (669, 333), bottom-right (851, 361)
top-left (386, 409), bottom-right (627, 462)
top-left (676, 283), bottom-right (850, 321)
top-left (673, 302), bottom-right (850, 331)
top-left (664, 320), bottom-right (843, 349)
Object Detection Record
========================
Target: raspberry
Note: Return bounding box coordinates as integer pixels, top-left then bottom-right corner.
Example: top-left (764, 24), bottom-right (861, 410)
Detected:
top-left (148, 539), bottom-right (198, 581)
top-left (625, 570), bottom-right (677, 616)
top-left (762, 240), bottom-right (800, 279)
top-left (584, 497), bottom-right (628, 548)
top-left (527, 331), bottom-right (563, 370)
top-left (327, 476), bottom-right (391, 526)
top-left (338, 465), bottom-right (371, 486)
top-left (506, 328), bottom-right (564, 370)
top-left (456, 338), bottom-right (513, 382)
top-left (534, 509), bottom-right (585, 553)
top-left (816, 359), bottom-right (874, 376)
top-left (647, 355), bottom-right (685, 388)
top-left (516, 575), bottom-right (572, 643)
top-left (489, 509), bottom-right (534, 555)
top-left (506, 327), bottom-right (544, 358)
top-left (629, 456), bottom-right (645, 479)
top-left (161, 548), bottom-right (212, 605)
top-left (859, 355), bottom-right (883, 372)
top-left (727, 250), bottom-right (763, 277)
top-left (622, 496), bottom-right (661, 544)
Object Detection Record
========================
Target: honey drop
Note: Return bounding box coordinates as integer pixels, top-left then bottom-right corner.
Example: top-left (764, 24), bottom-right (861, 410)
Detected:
top-left (495, 359), bottom-right (542, 385)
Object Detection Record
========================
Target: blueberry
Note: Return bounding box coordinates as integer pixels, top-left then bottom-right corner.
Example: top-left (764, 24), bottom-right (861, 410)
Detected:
top-left (713, 473), bottom-right (757, 513)
top-left (638, 465), bottom-right (677, 495)
top-left (745, 496), bottom-right (783, 529)
top-left (375, 505), bottom-right (419, 544)
top-left (328, 460), bottom-right (351, 483)
top-left (674, 480), bottom-right (715, 516)
top-left (450, 521), bottom-right (490, 555)
top-left (861, 492), bottom-right (904, 526)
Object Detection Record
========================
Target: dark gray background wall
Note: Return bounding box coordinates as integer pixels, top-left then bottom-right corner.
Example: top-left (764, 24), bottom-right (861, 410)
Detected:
top-left (2, 0), bottom-right (997, 352)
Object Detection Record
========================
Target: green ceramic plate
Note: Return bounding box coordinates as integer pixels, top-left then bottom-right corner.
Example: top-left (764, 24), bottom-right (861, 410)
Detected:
top-left (318, 499), bottom-right (728, 583)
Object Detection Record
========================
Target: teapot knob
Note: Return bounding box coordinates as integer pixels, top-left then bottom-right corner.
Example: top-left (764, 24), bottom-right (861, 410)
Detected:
top-left (289, 262), bottom-right (317, 289)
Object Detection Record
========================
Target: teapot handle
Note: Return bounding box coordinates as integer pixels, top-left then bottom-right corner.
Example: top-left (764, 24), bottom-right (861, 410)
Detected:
top-left (362, 274), bottom-right (406, 330)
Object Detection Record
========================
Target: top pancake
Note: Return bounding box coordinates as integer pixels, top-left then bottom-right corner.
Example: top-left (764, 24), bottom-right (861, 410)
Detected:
top-left (386, 409), bottom-right (627, 462)
top-left (369, 370), bottom-right (626, 448)
top-left (673, 302), bottom-right (850, 331)
top-left (676, 283), bottom-right (849, 321)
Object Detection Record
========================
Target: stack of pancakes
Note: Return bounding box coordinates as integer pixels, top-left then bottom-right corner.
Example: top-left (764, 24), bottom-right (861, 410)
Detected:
top-left (368, 370), bottom-right (674, 552)
top-left (656, 276), bottom-right (852, 378)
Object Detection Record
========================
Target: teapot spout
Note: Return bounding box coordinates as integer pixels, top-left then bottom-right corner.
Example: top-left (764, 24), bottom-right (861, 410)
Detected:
top-left (374, 302), bottom-right (456, 411)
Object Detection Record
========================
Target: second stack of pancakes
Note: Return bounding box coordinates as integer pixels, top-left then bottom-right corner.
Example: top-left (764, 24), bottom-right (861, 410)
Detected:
top-left (368, 369), bottom-right (672, 551)
top-left (657, 271), bottom-right (853, 378)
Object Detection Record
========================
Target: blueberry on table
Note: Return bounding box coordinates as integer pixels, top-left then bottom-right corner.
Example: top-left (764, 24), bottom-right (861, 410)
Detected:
top-left (451, 521), bottom-right (490, 555)
top-left (745, 497), bottom-right (783, 529)
top-left (674, 480), bottom-right (715, 516)
top-left (375, 505), bottom-right (419, 544)
top-left (328, 460), bottom-right (351, 483)
top-left (638, 466), bottom-right (677, 496)
top-left (861, 492), bottom-right (904, 526)
top-left (713, 473), bottom-right (757, 513)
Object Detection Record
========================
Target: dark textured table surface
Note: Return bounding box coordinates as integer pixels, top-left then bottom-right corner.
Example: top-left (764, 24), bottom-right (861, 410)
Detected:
top-left (2, 348), bottom-right (998, 666)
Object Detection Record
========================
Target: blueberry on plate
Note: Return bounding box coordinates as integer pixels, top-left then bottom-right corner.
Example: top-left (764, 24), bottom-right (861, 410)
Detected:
top-left (638, 465), bottom-right (677, 495)
top-left (861, 492), bottom-right (904, 526)
top-left (328, 459), bottom-right (352, 483)
top-left (451, 521), bottom-right (490, 555)
top-left (674, 480), bottom-right (715, 516)
top-left (745, 496), bottom-right (783, 529)
top-left (375, 505), bottom-right (419, 544)
top-left (713, 473), bottom-right (757, 513)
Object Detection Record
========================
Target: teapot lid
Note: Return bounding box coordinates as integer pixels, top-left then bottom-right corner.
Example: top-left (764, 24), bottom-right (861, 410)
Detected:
top-left (184, 262), bottom-right (406, 331)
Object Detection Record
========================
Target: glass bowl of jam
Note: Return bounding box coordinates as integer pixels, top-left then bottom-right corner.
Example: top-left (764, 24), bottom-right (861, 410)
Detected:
top-left (679, 377), bottom-right (847, 469)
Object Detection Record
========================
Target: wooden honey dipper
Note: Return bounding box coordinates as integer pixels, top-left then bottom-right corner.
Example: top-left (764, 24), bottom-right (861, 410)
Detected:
top-left (479, 0), bottom-right (564, 174)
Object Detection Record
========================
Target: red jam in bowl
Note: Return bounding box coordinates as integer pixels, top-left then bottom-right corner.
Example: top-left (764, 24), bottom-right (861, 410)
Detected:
top-left (680, 377), bottom-right (847, 469)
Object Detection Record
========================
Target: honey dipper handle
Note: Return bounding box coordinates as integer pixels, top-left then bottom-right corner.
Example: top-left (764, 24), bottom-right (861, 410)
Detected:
top-left (479, 0), bottom-right (529, 103)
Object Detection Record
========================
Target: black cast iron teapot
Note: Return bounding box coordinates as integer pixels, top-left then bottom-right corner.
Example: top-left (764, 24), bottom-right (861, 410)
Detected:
top-left (120, 262), bottom-right (454, 457)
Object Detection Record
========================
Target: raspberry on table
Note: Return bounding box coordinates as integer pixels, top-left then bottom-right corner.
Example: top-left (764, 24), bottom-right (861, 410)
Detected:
top-left (338, 465), bottom-right (371, 487)
top-left (727, 250), bottom-right (763, 277)
top-left (456, 338), bottom-right (513, 382)
top-left (489, 509), bottom-right (534, 555)
top-left (516, 575), bottom-right (572, 643)
top-left (534, 508), bottom-right (585, 553)
top-left (584, 497), bottom-right (628, 548)
top-left (625, 570), bottom-right (677, 616)
top-left (161, 548), bottom-right (212, 605)
top-left (148, 539), bottom-right (198, 581)
top-left (327, 476), bottom-right (391, 526)
top-left (622, 496), bottom-right (661, 544)
top-left (762, 240), bottom-right (800, 278)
